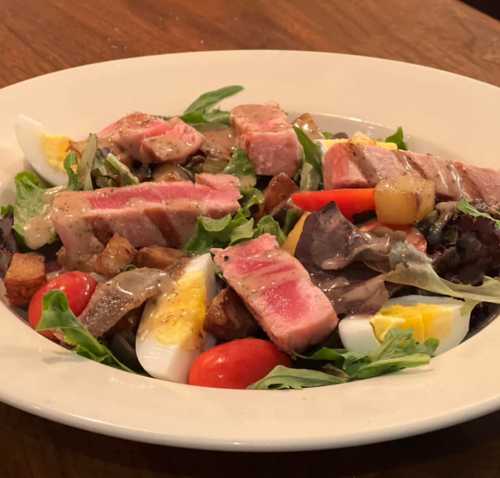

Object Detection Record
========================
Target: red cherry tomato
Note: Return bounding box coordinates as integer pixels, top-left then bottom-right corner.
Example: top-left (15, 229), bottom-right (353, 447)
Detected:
top-left (188, 338), bottom-right (292, 389)
top-left (28, 272), bottom-right (97, 337)
top-left (359, 220), bottom-right (427, 252)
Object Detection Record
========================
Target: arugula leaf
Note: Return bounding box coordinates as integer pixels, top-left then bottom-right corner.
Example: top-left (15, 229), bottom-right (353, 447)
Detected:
top-left (385, 127), bottom-right (407, 150)
top-left (249, 365), bottom-right (346, 390)
top-left (251, 329), bottom-right (438, 390)
top-left (36, 291), bottom-right (133, 373)
top-left (182, 109), bottom-right (231, 126)
top-left (13, 171), bottom-right (59, 249)
top-left (184, 211), bottom-right (252, 254)
top-left (294, 126), bottom-right (322, 191)
top-left (322, 131), bottom-right (335, 139)
top-left (185, 210), bottom-right (286, 254)
top-left (457, 199), bottom-right (500, 229)
top-left (224, 148), bottom-right (256, 191)
top-left (183, 85), bottom-right (243, 115)
top-left (182, 85), bottom-right (243, 125)
top-left (386, 241), bottom-right (500, 304)
top-left (254, 215), bottom-right (286, 245)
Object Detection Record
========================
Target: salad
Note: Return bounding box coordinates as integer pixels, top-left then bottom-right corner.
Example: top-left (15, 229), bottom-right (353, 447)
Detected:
top-left (2, 85), bottom-right (500, 390)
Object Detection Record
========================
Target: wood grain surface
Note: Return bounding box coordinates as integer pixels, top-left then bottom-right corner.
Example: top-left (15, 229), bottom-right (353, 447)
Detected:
top-left (1, 0), bottom-right (500, 477)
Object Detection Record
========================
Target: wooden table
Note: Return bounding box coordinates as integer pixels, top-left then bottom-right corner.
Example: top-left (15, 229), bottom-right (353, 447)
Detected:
top-left (2, 0), bottom-right (500, 476)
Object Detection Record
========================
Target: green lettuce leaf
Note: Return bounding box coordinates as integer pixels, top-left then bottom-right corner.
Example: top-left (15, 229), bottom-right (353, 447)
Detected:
top-left (254, 215), bottom-right (286, 245)
top-left (13, 171), bottom-right (59, 249)
top-left (36, 291), bottom-right (133, 373)
top-left (385, 126), bottom-right (407, 150)
top-left (224, 148), bottom-right (256, 191)
top-left (251, 329), bottom-right (437, 390)
top-left (385, 242), bottom-right (500, 303)
top-left (184, 211), bottom-right (253, 254)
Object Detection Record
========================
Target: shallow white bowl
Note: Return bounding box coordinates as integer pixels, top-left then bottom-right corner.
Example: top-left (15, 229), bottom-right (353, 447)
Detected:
top-left (0, 50), bottom-right (499, 451)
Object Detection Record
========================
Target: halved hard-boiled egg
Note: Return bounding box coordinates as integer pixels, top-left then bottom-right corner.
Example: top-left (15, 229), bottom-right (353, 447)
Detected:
top-left (339, 295), bottom-right (474, 356)
top-left (136, 253), bottom-right (217, 383)
top-left (317, 131), bottom-right (398, 156)
top-left (15, 115), bottom-right (71, 186)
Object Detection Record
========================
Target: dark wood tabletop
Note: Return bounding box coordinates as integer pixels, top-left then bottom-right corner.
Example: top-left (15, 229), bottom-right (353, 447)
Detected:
top-left (2, 0), bottom-right (500, 476)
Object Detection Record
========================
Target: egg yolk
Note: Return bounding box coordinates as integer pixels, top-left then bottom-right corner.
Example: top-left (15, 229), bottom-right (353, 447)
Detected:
top-left (371, 304), bottom-right (455, 343)
top-left (146, 271), bottom-right (208, 350)
top-left (41, 135), bottom-right (70, 171)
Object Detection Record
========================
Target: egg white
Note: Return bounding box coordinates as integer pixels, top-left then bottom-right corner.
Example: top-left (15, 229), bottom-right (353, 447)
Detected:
top-left (339, 295), bottom-right (472, 356)
top-left (15, 114), bottom-right (68, 186)
top-left (136, 253), bottom-right (217, 383)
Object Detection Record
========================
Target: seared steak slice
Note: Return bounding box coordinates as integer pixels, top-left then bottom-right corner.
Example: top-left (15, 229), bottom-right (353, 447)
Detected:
top-left (231, 104), bottom-right (302, 177)
top-left (213, 234), bottom-right (337, 353)
top-left (52, 175), bottom-right (240, 270)
top-left (99, 113), bottom-right (204, 164)
top-left (323, 142), bottom-right (500, 206)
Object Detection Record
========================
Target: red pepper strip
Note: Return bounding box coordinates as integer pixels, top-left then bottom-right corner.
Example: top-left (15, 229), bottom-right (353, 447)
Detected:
top-left (291, 188), bottom-right (375, 219)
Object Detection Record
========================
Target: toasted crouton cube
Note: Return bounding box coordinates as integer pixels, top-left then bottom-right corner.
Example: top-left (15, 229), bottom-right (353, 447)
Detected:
top-left (94, 234), bottom-right (136, 277)
top-left (134, 246), bottom-right (185, 270)
top-left (4, 253), bottom-right (46, 307)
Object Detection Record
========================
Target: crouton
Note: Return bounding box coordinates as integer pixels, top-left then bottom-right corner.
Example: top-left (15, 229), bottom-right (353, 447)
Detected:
top-left (204, 288), bottom-right (258, 341)
top-left (94, 234), bottom-right (136, 277)
top-left (134, 246), bottom-right (185, 270)
top-left (4, 253), bottom-right (46, 307)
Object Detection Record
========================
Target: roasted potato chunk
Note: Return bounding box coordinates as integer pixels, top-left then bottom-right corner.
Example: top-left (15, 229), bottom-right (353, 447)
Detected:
top-left (134, 245), bottom-right (185, 270)
top-left (4, 253), bottom-right (46, 306)
top-left (205, 288), bottom-right (258, 341)
top-left (375, 175), bottom-right (435, 225)
top-left (94, 234), bottom-right (136, 277)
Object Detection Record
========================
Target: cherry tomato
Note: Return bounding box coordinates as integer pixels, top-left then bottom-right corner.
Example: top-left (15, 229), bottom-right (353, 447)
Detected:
top-left (28, 272), bottom-right (97, 336)
top-left (359, 220), bottom-right (427, 252)
top-left (188, 338), bottom-right (292, 389)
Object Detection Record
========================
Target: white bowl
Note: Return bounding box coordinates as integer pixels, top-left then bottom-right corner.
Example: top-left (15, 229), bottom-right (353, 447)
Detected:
top-left (0, 50), bottom-right (499, 451)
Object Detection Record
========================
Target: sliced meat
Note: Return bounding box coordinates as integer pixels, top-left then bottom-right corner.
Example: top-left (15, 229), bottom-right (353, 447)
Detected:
top-left (231, 104), bottom-right (302, 177)
top-left (4, 253), bottom-right (46, 307)
top-left (204, 288), bottom-right (258, 341)
top-left (99, 113), bottom-right (204, 164)
top-left (52, 175), bottom-right (240, 270)
top-left (194, 173), bottom-right (240, 192)
top-left (94, 234), bottom-right (136, 277)
top-left (78, 268), bottom-right (171, 337)
top-left (258, 172), bottom-right (298, 219)
top-left (213, 234), bottom-right (337, 353)
top-left (323, 143), bottom-right (370, 189)
top-left (323, 142), bottom-right (500, 206)
top-left (134, 245), bottom-right (185, 270)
